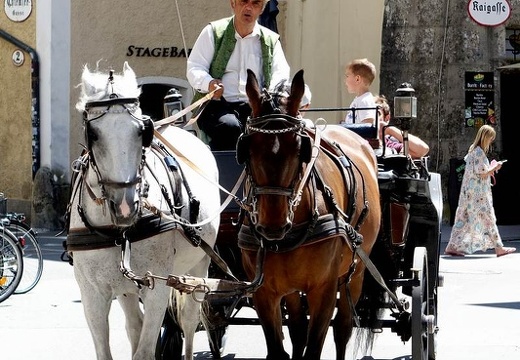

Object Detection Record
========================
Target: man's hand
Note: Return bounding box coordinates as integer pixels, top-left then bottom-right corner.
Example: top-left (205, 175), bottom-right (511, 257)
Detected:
top-left (209, 79), bottom-right (224, 99)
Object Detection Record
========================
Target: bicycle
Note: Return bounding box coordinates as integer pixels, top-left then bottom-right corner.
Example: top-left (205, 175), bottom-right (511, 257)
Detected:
top-left (0, 193), bottom-right (43, 294)
top-left (1, 214), bottom-right (43, 294)
top-left (0, 225), bottom-right (24, 303)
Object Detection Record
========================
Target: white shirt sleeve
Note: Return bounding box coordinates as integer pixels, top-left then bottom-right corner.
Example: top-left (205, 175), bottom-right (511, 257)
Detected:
top-left (186, 24), bottom-right (215, 94)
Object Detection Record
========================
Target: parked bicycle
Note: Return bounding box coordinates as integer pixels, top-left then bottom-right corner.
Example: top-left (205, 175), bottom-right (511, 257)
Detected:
top-left (0, 193), bottom-right (43, 295)
top-left (0, 225), bottom-right (23, 303)
top-left (1, 214), bottom-right (43, 294)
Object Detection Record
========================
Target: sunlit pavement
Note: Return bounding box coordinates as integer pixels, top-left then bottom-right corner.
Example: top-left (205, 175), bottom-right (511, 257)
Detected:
top-left (1, 226), bottom-right (519, 359)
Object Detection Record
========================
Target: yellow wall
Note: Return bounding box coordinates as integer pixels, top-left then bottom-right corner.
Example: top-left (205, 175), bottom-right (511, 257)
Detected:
top-left (69, 0), bottom-right (232, 157)
top-left (0, 5), bottom-right (35, 202)
top-left (1, 0), bottom-right (384, 215)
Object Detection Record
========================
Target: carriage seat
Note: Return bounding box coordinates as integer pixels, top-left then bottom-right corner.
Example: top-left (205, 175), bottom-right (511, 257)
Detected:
top-left (341, 123), bottom-right (380, 150)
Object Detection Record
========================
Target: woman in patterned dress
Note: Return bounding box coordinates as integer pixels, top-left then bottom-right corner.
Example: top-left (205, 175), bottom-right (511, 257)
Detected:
top-left (445, 125), bottom-right (516, 257)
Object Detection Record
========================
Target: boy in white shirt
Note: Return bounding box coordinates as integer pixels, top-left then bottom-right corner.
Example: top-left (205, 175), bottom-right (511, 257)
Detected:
top-left (342, 58), bottom-right (377, 125)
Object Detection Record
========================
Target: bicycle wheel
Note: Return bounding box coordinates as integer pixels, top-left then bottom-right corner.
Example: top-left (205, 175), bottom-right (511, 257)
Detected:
top-left (0, 228), bottom-right (24, 303)
top-left (5, 220), bottom-right (43, 294)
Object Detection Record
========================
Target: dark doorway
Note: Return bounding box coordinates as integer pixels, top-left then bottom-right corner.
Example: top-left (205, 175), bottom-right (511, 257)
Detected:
top-left (139, 83), bottom-right (179, 121)
top-left (493, 70), bottom-right (520, 224)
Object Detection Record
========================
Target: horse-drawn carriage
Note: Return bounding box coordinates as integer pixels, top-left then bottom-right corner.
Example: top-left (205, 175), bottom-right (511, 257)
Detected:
top-left (158, 70), bottom-right (443, 360)
top-left (66, 63), bottom-right (442, 360)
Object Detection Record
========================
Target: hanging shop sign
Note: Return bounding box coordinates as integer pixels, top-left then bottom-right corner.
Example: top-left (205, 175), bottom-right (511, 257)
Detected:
top-left (4, 0), bottom-right (32, 22)
top-left (467, 0), bottom-right (512, 27)
top-left (464, 71), bottom-right (495, 128)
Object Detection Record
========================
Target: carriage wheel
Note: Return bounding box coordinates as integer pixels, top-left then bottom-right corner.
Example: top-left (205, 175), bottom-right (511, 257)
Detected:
top-left (155, 309), bottom-right (183, 360)
top-left (428, 288), bottom-right (438, 359)
top-left (411, 247), bottom-right (435, 360)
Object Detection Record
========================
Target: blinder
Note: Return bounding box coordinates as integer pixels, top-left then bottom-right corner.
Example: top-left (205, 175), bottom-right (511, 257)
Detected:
top-left (300, 134), bottom-right (312, 164)
top-left (236, 133), bottom-right (250, 165)
top-left (83, 97), bottom-right (154, 150)
top-left (141, 116), bottom-right (154, 148)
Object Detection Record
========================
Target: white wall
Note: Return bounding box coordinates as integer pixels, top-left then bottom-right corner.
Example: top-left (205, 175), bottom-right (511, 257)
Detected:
top-left (284, 0), bottom-right (384, 123)
top-left (36, 0), bottom-right (70, 179)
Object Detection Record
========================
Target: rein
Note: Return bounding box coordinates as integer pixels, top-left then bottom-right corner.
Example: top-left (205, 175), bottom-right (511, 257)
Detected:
top-left (291, 120), bottom-right (323, 208)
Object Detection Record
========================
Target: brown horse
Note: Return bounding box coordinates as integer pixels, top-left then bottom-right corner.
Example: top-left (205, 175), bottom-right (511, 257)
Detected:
top-left (236, 69), bottom-right (381, 359)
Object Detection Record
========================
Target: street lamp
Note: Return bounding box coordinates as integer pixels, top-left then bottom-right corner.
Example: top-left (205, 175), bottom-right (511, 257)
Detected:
top-left (393, 83), bottom-right (417, 157)
top-left (163, 87), bottom-right (185, 125)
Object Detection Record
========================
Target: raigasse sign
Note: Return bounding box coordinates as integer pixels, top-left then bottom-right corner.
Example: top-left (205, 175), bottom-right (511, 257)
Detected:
top-left (467, 0), bottom-right (512, 27)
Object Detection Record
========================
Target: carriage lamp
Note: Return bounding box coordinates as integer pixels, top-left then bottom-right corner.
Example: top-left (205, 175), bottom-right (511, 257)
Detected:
top-left (393, 83), bottom-right (417, 157)
top-left (163, 87), bottom-right (185, 125)
top-left (393, 83), bottom-right (417, 124)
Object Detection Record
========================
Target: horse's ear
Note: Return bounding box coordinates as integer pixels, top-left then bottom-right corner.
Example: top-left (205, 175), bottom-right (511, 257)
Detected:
top-left (246, 69), bottom-right (262, 117)
top-left (287, 69), bottom-right (305, 116)
top-left (80, 65), bottom-right (98, 99)
top-left (123, 61), bottom-right (134, 76)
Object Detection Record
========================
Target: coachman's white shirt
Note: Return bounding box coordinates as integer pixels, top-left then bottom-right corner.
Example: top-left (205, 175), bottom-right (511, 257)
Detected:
top-left (187, 21), bottom-right (290, 103)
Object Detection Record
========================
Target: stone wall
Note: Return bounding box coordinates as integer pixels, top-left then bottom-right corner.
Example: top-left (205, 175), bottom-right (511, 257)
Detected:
top-left (380, 0), bottom-right (520, 222)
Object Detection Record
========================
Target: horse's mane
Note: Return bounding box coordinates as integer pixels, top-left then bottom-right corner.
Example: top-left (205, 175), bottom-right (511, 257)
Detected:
top-left (269, 75), bottom-right (310, 114)
top-left (75, 61), bottom-right (141, 112)
top-left (270, 78), bottom-right (291, 111)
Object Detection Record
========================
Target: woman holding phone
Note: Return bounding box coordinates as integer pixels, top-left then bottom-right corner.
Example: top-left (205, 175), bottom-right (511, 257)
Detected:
top-left (445, 125), bottom-right (516, 257)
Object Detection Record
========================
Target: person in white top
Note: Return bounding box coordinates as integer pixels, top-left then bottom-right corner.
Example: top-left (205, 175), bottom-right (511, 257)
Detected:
top-left (341, 58), bottom-right (378, 125)
top-left (187, 0), bottom-right (290, 150)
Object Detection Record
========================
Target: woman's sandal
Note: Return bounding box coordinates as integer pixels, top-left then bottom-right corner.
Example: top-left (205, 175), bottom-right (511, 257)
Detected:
top-left (444, 250), bottom-right (465, 257)
top-left (496, 247), bottom-right (516, 257)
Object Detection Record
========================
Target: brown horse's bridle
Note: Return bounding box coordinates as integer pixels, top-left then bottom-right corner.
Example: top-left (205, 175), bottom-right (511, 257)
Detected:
top-left (240, 113), bottom-right (314, 225)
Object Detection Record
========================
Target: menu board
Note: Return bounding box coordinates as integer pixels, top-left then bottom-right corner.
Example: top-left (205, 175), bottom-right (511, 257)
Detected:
top-left (464, 72), bottom-right (495, 127)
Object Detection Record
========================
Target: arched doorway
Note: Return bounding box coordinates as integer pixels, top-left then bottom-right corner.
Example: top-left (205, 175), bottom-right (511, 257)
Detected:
top-left (137, 76), bottom-right (192, 122)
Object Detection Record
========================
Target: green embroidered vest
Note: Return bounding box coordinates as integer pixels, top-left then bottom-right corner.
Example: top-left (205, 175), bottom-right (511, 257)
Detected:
top-left (191, 16), bottom-right (279, 104)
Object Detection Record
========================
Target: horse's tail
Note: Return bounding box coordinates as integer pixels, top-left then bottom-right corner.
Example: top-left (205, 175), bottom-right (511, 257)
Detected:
top-left (352, 327), bottom-right (377, 358)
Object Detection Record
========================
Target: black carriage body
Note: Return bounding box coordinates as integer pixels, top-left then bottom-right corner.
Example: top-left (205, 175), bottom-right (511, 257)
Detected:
top-left (200, 123), bottom-right (443, 360)
top-left (355, 153), bottom-right (442, 336)
top-left (209, 148), bottom-right (443, 307)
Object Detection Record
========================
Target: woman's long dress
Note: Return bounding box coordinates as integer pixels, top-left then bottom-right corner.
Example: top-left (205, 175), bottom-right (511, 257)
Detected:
top-left (446, 146), bottom-right (503, 254)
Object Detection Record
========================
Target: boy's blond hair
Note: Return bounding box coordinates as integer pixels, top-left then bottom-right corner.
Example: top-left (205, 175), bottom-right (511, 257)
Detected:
top-left (347, 58), bottom-right (376, 86)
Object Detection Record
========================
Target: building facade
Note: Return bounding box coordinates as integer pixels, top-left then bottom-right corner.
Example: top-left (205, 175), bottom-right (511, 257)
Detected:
top-left (1, 0), bottom-right (519, 227)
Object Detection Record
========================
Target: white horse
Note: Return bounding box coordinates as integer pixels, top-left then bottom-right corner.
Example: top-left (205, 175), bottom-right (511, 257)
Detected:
top-left (66, 62), bottom-right (220, 360)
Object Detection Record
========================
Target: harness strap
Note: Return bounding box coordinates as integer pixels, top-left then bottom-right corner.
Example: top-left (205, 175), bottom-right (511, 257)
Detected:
top-left (163, 145), bottom-right (200, 223)
top-left (84, 97), bottom-right (139, 110)
top-left (120, 233), bottom-right (153, 288)
top-left (198, 238), bottom-right (240, 282)
top-left (291, 125), bottom-right (322, 208)
top-left (355, 247), bottom-right (405, 313)
top-left (153, 128), bottom-right (248, 217)
top-left (147, 144), bottom-right (184, 214)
